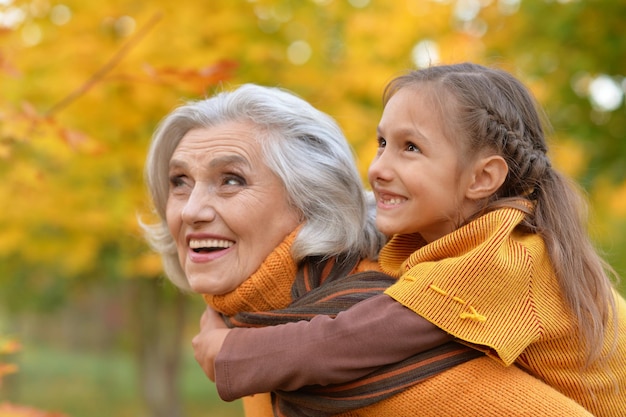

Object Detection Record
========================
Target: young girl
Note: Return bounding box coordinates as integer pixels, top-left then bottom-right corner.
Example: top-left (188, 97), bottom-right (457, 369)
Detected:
top-left (195, 63), bottom-right (626, 416)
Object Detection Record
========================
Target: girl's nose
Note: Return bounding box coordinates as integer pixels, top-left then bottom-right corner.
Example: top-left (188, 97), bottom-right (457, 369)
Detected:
top-left (180, 185), bottom-right (217, 225)
top-left (368, 151), bottom-right (393, 184)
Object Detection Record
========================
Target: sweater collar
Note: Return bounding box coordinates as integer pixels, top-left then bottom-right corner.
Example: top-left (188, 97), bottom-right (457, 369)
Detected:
top-left (203, 227), bottom-right (300, 316)
top-left (379, 208), bottom-right (526, 278)
top-left (378, 233), bottom-right (426, 278)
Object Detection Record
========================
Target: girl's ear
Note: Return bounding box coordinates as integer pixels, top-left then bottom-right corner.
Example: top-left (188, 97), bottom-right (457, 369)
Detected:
top-left (466, 155), bottom-right (508, 200)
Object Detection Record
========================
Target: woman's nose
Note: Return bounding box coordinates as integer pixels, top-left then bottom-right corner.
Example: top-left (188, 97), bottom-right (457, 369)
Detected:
top-left (180, 185), bottom-right (217, 225)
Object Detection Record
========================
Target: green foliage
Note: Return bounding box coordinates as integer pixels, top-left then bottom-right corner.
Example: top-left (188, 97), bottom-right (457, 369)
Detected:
top-left (499, 0), bottom-right (626, 185)
top-left (10, 344), bottom-right (243, 417)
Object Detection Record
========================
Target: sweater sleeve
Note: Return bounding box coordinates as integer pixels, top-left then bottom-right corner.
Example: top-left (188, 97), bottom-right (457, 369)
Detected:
top-left (214, 294), bottom-right (451, 401)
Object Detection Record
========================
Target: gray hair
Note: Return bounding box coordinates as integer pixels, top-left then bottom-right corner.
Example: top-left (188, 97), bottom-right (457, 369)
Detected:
top-left (141, 84), bottom-right (385, 291)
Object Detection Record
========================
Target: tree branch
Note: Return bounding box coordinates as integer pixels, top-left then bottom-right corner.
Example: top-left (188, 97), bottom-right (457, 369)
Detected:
top-left (46, 12), bottom-right (162, 116)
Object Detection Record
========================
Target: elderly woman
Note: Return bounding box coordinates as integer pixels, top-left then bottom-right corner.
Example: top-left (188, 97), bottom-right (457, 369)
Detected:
top-left (143, 84), bottom-right (592, 417)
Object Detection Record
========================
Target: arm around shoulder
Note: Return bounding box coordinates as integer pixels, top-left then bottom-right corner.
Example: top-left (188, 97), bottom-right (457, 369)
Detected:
top-left (214, 294), bottom-right (451, 400)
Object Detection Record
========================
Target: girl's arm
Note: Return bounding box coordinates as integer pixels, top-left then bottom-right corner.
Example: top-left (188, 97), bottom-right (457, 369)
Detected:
top-left (193, 294), bottom-right (451, 401)
top-left (192, 307), bottom-right (230, 382)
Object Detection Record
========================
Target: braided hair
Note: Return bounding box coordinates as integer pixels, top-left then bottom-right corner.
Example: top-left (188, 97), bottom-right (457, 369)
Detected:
top-left (383, 63), bottom-right (618, 366)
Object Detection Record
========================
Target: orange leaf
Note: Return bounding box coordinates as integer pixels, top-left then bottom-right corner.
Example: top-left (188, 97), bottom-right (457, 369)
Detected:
top-left (141, 60), bottom-right (238, 94)
top-left (0, 363), bottom-right (19, 378)
top-left (0, 403), bottom-right (68, 417)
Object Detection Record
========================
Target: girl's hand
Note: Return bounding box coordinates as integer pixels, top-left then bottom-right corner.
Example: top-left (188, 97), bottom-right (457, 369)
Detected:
top-left (192, 307), bottom-right (230, 382)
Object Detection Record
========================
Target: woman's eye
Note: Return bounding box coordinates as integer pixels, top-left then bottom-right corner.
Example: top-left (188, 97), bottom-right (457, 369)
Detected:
top-left (377, 137), bottom-right (386, 148)
top-left (223, 174), bottom-right (246, 187)
top-left (169, 175), bottom-right (186, 188)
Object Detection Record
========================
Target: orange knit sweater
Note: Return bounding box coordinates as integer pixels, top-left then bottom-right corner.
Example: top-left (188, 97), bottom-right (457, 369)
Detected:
top-left (206, 227), bottom-right (594, 417)
top-left (382, 207), bottom-right (626, 416)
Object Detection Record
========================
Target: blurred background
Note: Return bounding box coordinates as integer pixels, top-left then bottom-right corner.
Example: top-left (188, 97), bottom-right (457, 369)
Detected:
top-left (0, 0), bottom-right (624, 416)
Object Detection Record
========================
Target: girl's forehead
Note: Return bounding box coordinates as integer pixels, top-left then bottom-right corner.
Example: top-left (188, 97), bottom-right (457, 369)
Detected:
top-left (387, 88), bottom-right (446, 122)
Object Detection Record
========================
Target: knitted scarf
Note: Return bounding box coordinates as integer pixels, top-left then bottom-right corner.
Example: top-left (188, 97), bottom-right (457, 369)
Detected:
top-left (206, 231), bottom-right (482, 417)
top-left (203, 228), bottom-right (299, 315)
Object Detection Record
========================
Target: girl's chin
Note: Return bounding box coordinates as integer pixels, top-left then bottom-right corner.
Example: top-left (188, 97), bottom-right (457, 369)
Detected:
top-left (375, 222), bottom-right (397, 236)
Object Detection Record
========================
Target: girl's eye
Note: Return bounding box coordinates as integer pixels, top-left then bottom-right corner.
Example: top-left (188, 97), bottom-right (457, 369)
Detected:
top-left (377, 136), bottom-right (386, 148)
top-left (406, 142), bottom-right (420, 153)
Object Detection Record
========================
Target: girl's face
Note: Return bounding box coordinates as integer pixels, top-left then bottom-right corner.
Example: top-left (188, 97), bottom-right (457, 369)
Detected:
top-left (166, 122), bottom-right (301, 295)
top-left (368, 87), bottom-right (478, 243)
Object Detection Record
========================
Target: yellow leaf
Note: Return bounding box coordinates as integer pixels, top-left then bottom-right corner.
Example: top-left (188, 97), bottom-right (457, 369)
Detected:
top-left (0, 339), bottom-right (21, 355)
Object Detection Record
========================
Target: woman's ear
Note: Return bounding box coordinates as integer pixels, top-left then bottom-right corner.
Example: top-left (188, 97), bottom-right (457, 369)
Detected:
top-left (466, 155), bottom-right (508, 200)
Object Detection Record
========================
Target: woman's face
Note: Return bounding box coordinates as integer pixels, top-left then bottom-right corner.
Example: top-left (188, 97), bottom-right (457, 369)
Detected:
top-left (166, 121), bottom-right (301, 295)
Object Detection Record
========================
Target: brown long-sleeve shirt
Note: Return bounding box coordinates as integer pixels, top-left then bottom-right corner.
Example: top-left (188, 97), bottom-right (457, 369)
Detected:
top-left (215, 294), bottom-right (448, 401)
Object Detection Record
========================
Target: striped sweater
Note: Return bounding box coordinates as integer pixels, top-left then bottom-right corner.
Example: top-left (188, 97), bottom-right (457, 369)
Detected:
top-left (382, 207), bottom-right (626, 416)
